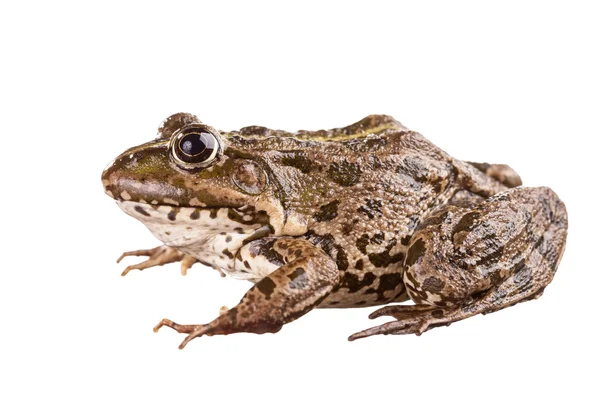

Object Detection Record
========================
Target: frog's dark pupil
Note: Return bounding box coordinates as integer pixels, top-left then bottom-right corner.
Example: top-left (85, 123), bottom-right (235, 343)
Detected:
top-left (180, 133), bottom-right (206, 156)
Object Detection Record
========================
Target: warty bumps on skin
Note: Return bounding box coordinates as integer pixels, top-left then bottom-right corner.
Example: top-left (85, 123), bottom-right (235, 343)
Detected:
top-left (102, 113), bottom-right (568, 349)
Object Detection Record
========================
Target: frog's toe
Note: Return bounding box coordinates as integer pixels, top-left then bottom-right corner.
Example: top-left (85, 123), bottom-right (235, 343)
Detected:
top-left (153, 318), bottom-right (202, 334)
top-left (368, 304), bottom-right (437, 320)
top-left (348, 319), bottom-right (430, 341)
top-left (117, 245), bottom-right (193, 276)
top-left (350, 306), bottom-right (458, 340)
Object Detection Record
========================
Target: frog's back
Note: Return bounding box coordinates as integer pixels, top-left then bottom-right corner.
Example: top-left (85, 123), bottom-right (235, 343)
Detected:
top-left (224, 115), bottom-right (492, 307)
top-left (299, 125), bottom-right (462, 307)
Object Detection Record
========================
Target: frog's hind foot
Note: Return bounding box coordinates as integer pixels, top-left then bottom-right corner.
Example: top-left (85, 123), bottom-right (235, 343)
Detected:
top-left (348, 305), bottom-right (457, 341)
top-left (117, 245), bottom-right (200, 276)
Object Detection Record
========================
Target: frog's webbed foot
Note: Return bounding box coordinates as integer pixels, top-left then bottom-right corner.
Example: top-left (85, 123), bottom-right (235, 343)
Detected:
top-left (350, 187), bottom-right (567, 341)
top-left (154, 238), bottom-right (340, 349)
top-left (117, 245), bottom-right (223, 277)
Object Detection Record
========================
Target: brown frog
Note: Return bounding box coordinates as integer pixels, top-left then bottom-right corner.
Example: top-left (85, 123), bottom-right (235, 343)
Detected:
top-left (101, 113), bottom-right (568, 348)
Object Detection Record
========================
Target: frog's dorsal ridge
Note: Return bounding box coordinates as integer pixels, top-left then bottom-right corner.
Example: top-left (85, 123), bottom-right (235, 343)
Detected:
top-left (225, 114), bottom-right (407, 141)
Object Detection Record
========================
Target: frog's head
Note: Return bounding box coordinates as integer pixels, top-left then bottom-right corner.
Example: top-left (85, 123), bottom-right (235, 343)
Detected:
top-left (101, 113), bottom-right (294, 252)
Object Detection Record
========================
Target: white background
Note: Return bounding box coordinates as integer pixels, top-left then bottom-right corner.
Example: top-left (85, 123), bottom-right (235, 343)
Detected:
top-left (1, 1), bottom-right (598, 399)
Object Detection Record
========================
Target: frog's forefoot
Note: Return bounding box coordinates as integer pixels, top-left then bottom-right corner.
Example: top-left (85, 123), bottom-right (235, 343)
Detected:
top-left (154, 309), bottom-right (283, 350)
top-left (154, 237), bottom-right (340, 349)
top-left (117, 245), bottom-right (195, 276)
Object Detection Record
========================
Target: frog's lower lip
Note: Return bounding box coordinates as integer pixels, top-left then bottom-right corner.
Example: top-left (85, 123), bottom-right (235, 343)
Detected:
top-left (115, 200), bottom-right (266, 226)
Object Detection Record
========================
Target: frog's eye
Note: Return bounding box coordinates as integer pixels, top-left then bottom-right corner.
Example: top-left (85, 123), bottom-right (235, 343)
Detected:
top-left (170, 125), bottom-right (222, 170)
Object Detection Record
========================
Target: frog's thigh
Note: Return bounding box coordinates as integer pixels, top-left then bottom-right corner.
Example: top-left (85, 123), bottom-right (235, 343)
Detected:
top-left (156, 238), bottom-right (340, 348)
top-left (349, 187), bottom-right (567, 340)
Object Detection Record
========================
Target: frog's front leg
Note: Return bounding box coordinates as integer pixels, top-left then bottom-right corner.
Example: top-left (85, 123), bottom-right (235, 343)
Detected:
top-left (117, 245), bottom-right (224, 277)
top-left (154, 238), bottom-right (340, 349)
top-left (350, 186), bottom-right (567, 340)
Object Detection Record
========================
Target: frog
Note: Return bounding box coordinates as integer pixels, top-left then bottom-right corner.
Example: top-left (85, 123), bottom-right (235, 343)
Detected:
top-left (101, 112), bottom-right (568, 349)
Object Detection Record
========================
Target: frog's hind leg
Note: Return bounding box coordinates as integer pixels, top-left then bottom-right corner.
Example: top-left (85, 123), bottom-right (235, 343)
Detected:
top-left (349, 186), bottom-right (567, 341)
top-left (154, 238), bottom-right (340, 349)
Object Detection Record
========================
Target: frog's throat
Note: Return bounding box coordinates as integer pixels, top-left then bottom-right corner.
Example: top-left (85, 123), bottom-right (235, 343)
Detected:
top-left (116, 201), bottom-right (272, 273)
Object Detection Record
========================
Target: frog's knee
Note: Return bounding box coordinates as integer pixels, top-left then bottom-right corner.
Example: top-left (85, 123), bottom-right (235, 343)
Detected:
top-left (403, 233), bottom-right (475, 307)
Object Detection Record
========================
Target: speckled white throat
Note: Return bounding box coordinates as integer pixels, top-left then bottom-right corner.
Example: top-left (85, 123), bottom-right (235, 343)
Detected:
top-left (117, 201), bottom-right (268, 278)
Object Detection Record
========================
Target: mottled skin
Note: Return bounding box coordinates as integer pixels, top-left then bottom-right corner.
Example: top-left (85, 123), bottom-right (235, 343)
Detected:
top-left (102, 113), bottom-right (568, 348)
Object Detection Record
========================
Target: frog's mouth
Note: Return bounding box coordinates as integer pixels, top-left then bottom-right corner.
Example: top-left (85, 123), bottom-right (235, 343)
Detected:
top-left (116, 200), bottom-right (272, 274)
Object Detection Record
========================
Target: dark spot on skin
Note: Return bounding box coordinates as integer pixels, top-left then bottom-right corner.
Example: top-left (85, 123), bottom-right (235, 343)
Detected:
top-left (222, 249), bottom-right (235, 259)
top-left (357, 199), bottom-right (382, 219)
top-left (354, 300), bottom-right (367, 306)
top-left (225, 235), bottom-right (232, 243)
top-left (256, 277), bottom-right (276, 299)
top-left (327, 160), bottom-right (362, 187)
top-left (417, 211), bottom-right (449, 230)
top-left (400, 235), bottom-right (411, 246)
top-left (431, 309), bottom-right (444, 318)
top-left (243, 260), bottom-right (252, 270)
top-left (341, 272), bottom-right (376, 293)
top-left (397, 156), bottom-right (430, 183)
top-left (168, 208), bottom-right (178, 221)
top-left (341, 224), bottom-right (353, 235)
top-left (452, 212), bottom-right (481, 238)
top-left (210, 208), bottom-right (219, 219)
top-left (313, 200), bottom-right (340, 222)
top-left (294, 249), bottom-right (302, 257)
top-left (370, 232), bottom-right (385, 245)
top-left (234, 227), bottom-right (244, 233)
top-left (368, 239), bottom-right (404, 268)
top-left (134, 205), bottom-right (150, 216)
top-left (378, 273), bottom-right (403, 292)
top-left (281, 152), bottom-right (316, 173)
top-left (336, 248), bottom-right (349, 271)
top-left (356, 234), bottom-right (370, 254)
top-left (190, 209), bottom-right (200, 220)
top-left (489, 269), bottom-right (504, 285)
top-left (514, 264), bottom-right (533, 286)
top-left (287, 267), bottom-right (309, 290)
top-left (406, 238), bottom-right (426, 266)
top-left (421, 276), bottom-right (445, 293)
top-left (376, 273), bottom-right (404, 301)
top-left (305, 231), bottom-right (347, 270)
top-left (355, 259), bottom-right (364, 270)
top-left (256, 239), bottom-right (285, 266)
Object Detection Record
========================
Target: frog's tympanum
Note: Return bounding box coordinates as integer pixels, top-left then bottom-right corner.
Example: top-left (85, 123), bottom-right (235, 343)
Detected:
top-left (102, 113), bottom-right (568, 348)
